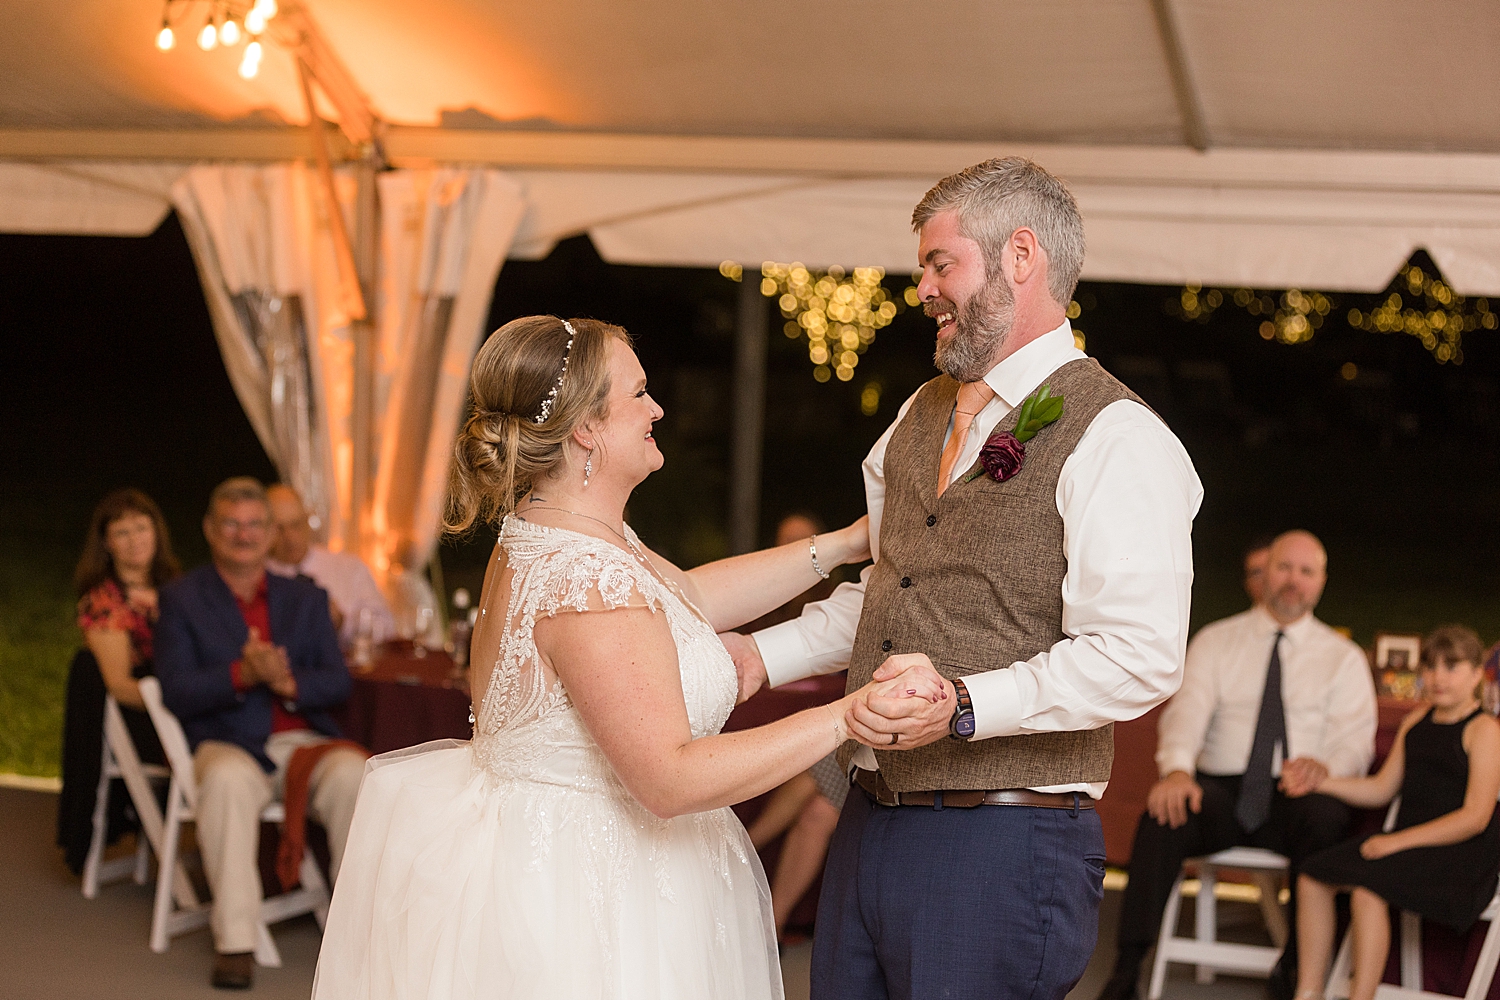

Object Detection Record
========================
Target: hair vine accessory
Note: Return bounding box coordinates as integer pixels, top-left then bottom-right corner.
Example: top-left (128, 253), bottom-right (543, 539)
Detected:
top-left (534, 319), bottom-right (577, 425)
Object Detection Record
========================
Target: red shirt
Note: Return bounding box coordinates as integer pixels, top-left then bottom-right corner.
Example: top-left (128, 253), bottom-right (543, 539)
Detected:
top-left (227, 574), bottom-right (310, 734)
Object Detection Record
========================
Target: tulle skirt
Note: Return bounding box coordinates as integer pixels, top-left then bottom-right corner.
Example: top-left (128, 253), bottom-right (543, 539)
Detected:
top-left (312, 741), bottom-right (782, 1000)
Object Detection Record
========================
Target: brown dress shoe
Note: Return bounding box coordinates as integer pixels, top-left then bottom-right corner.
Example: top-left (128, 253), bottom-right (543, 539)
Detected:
top-left (212, 951), bottom-right (255, 990)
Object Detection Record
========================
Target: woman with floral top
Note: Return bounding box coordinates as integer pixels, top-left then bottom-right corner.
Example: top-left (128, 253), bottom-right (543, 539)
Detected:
top-left (57, 488), bottom-right (181, 874)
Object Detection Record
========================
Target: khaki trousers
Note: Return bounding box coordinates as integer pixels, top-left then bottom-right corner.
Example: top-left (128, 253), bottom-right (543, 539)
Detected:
top-left (193, 730), bottom-right (365, 954)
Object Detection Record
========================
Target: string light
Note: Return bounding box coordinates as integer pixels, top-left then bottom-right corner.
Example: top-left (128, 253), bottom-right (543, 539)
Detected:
top-left (1346, 263), bottom-right (1495, 365)
top-left (751, 262), bottom-right (899, 382)
top-left (157, 1), bottom-right (279, 69)
top-left (239, 39), bottom-right (263, 79)
top-left (1167, 257), bottom-right (1494, 365)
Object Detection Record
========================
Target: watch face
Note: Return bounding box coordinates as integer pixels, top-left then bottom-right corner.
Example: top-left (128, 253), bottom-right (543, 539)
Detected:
top-left (954, 712), bottom-right (976, 738)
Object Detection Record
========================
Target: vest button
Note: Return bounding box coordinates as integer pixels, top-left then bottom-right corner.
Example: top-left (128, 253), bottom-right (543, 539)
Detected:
top-left (926, 514), bottom-right (937, 527)
top-left (900, 576), bottom-right (912, 588)
top-left (881, 639), bottom-right (893, 652)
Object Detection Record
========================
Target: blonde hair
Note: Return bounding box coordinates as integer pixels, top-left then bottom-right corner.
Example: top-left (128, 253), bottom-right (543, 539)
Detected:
top-left (445, 316), bottom-right (630, 534)
top-left (911, 157), bottom-right (1085, 306)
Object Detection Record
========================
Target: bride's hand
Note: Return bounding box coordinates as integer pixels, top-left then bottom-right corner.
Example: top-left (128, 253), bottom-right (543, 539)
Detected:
top-left (824, 515), bottom-right (870, 569)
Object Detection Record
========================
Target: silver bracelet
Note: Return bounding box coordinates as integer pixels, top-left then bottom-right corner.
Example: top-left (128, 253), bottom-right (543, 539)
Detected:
top-left (808, 534), bottom-right (831, 580)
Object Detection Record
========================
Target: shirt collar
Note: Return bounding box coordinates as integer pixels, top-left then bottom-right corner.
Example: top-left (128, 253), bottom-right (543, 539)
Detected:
top-left (1251, 603), bottom-right (1316, 642)
top-left (979, 320), bottom-right (1082, 409)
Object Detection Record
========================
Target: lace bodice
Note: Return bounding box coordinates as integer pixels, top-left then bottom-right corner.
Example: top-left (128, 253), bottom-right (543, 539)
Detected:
top-left (469, 515), bottom-right (739, 791)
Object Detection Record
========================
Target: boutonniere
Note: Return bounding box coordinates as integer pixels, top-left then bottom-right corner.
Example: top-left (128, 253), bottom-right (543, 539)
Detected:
top-left (964, 383), bottom-right (1066, 484)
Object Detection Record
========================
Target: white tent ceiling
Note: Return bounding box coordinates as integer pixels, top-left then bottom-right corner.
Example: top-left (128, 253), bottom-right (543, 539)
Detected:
top-left (4, 0), bottom-right (1500, 292)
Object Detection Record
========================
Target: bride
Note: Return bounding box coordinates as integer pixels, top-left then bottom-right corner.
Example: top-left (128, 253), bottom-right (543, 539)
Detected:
top-left (312, 316), bottom-right (939, 999)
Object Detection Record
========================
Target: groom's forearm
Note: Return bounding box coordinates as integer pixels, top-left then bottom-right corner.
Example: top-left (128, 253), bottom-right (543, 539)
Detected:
top-left (753, 575), bottom-right (867, 687)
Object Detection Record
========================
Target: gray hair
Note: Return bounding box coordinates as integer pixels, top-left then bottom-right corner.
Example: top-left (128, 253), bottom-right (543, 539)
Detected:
top-left (207, 476), bottom-right (268, 515)
top-left (912, 157), bottom-right (1085, 306)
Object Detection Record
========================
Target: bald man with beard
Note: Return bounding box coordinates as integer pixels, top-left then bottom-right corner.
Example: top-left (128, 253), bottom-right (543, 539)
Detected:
top-left (265, 485), bottom-right (394, 649)
top-left (1098, 531), bottom-right (1377, 1000)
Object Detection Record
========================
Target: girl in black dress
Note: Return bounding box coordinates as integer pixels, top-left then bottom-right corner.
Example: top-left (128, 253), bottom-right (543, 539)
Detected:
top-left (1291, 625), bottom-right (1500, 1000)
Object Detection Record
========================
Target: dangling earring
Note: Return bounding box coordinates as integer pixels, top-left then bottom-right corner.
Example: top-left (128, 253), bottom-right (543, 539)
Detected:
top-left (583, 451), bottom-right (593, 488)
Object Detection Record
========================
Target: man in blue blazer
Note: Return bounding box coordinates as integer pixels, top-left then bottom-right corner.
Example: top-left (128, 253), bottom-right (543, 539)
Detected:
top-left (156, 477), bottom-right (364, 990)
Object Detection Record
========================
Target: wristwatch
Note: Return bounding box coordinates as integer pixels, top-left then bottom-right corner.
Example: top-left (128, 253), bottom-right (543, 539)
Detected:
top-left (949, 677), bottom-right (975, 741)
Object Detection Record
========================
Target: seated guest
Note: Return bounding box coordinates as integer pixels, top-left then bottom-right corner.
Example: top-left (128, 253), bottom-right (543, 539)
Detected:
top-left (1098, 530), bottom-right (1377, 1000)
top-left (156, 477), bottom-right (364, 990)
top-left (57, 488), bottom-right (180, 874)
top-left (265, 483), bottom-right (394, 648)
top-left (1293, 625), bottom-right (1500, 1000)
top-left (1243, 532), bottom-right (1275, 607)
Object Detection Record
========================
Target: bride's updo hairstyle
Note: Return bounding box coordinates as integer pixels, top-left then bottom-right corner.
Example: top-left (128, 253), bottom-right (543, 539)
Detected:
top-left (446, 315), bottom-right (630, 534)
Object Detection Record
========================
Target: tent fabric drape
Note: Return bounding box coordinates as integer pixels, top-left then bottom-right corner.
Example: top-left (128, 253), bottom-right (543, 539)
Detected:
top-left (171, 164), bottom-right (341, 546)
top-left (369, 168), bottom-right (525, 579)
top-left (169, 163), bottom-right (524, 596)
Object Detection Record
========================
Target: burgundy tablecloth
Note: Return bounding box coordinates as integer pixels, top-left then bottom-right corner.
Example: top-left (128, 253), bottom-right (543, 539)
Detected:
top-left (724, 673), bottom-right (848, 933)
top-left (333, 642), bottom-right (473, 754)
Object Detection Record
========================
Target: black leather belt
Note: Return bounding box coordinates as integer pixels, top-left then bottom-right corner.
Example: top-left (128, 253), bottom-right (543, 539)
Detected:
top-left (854, 767), bottom-right (1095, 810)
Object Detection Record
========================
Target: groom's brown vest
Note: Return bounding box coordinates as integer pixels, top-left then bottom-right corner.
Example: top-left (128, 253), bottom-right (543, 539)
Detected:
top-left (840, 357), bottom-right (1149, 791)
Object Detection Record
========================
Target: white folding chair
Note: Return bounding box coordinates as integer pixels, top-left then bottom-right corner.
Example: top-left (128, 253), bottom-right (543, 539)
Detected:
top-left (81, 695), bottom-right (168, 897)
top-left (1327, 799), bottom-right (1500, 1000)
top-left (1148, 846), bottom-right (1291, 998)
top-left (137, 677), bottom-right (329, 968)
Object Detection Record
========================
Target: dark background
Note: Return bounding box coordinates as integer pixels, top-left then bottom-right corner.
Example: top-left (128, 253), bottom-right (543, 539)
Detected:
top-left (3, 216), bottom-right (1497, 646)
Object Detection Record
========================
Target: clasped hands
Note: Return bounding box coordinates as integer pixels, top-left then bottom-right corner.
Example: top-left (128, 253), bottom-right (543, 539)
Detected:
top-left (1146, 757), bottom-right (1331, 830)
top-left (240, 627), bottom-right (298, 701)
top-left (720, 632), bottom-right (955, 749)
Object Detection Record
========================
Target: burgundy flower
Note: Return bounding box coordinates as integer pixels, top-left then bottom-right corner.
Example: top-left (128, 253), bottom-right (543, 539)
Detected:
top-left (979, 431), bottom-right (1026, 482)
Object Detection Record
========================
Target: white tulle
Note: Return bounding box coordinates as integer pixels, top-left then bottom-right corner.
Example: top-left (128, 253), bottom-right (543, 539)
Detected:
top-left (312, 518), bottom-right (782, 1000)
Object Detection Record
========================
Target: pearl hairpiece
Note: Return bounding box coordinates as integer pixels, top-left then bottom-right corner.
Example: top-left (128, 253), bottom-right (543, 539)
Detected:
top-left (534, 319), bottom-right (577, 424)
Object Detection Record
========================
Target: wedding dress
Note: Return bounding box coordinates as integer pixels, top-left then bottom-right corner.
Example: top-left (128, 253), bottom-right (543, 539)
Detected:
top-left (313, 516), bottom-right (782, 999)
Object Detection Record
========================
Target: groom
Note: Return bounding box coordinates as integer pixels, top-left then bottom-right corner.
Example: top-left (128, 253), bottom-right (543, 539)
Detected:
top-left (727, 158), bottom-right (1203, 999)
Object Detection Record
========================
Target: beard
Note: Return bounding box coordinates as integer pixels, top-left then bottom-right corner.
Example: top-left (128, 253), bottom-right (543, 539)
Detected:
top-left (930, 274), bottom-right (1015, 382)
top-left (1269, 584), bottom-right (1314, 623)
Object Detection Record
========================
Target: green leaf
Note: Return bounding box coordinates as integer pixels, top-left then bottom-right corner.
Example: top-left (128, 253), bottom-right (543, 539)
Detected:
top-left (1014, 395), bottom-right (1036, 431)
top-left (1035, 398), bottom-right (1065, 423)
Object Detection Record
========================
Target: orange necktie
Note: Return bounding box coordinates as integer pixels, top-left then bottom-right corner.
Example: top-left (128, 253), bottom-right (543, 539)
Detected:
top-left (937, 380), bottom-right (997, 496)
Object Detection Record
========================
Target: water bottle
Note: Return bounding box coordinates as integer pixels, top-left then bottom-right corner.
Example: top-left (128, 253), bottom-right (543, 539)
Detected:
top-left (449, 588), bottom-right (473, 671)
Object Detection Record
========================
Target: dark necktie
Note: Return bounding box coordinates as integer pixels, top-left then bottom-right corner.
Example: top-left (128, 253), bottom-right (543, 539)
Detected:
top-left (1235, 631), bottom-right (1287, 832)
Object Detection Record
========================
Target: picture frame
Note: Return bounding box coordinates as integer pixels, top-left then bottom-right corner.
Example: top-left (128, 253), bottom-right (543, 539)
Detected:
top-left (1374, 633), bottom-right (1422, 671)
top-left (1373, 632), bottom-right (1424, 700)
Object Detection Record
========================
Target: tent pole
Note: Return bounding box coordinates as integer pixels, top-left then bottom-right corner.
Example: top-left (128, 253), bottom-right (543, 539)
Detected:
top-left (348, 163), bottom-right (378, 559)
top-left (729, 276), bottom-right (767, 555)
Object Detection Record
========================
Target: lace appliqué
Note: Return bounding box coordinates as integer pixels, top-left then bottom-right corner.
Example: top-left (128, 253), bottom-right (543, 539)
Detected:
top-left (466, 516), bottom-right (741, 974)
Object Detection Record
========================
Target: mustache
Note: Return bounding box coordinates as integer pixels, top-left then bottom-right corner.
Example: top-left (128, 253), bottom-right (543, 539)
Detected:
top-left (923, 299), bottom-right (955, 319)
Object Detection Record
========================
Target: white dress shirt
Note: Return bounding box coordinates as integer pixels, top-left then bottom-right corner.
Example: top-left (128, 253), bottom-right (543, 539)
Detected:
top-left (267, 545), bottom-right (396, 648)
top-left (754, 321), bottom-right (1204, 796)
top-left (1155, 605), bottom-right (1377, 781)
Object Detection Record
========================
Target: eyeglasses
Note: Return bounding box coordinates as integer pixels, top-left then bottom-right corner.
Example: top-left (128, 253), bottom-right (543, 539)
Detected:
top-left (216, 518), bottom-right (269, 535)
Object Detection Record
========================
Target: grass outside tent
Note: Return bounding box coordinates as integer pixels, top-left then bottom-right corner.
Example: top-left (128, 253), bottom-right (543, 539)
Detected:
top-left (0, 485), bottom-right (85, 779)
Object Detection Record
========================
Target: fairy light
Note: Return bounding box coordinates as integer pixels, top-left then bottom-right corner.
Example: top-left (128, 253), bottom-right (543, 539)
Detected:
top-left (239, 39), bottom-right (263, 79)
top-left (1168, 258), bottom-right (1493, 365)
top-left (157, 1), bottom-right (280, 72)
top-left (752, 262), bottom-right (899, 382)
top-left (1346, 263), bottom-right (1495, 365)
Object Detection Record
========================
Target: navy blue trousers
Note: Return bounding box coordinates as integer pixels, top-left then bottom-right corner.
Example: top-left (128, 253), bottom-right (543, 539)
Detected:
top-left (810, 785), bottom-right (1106, 1000)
